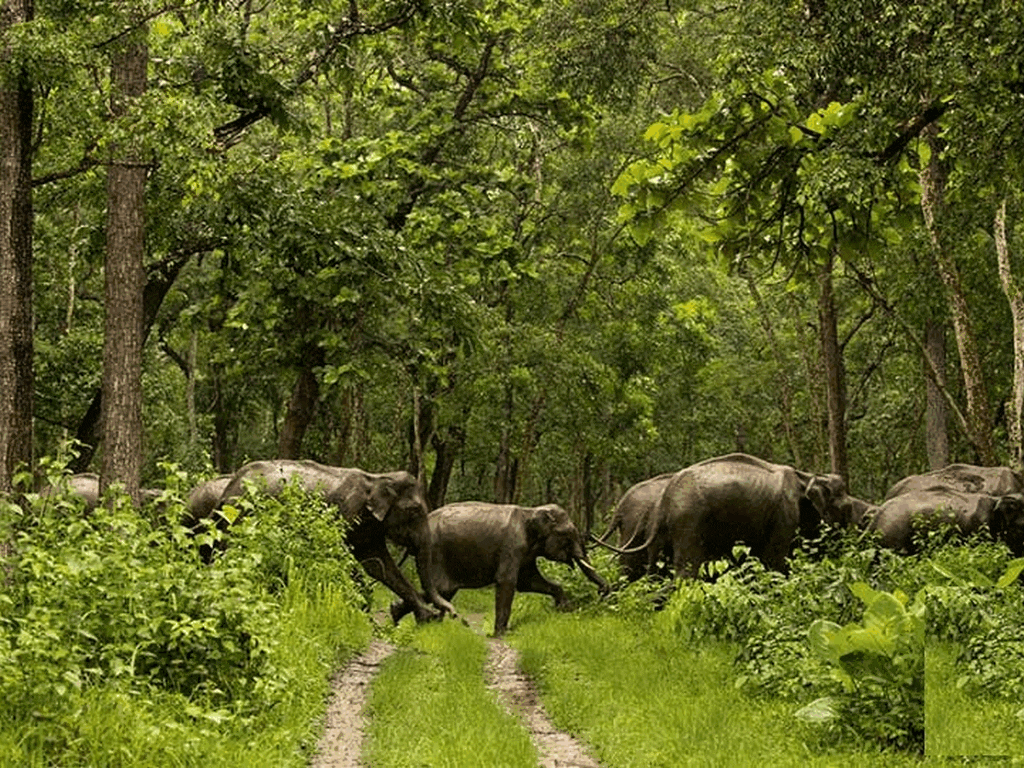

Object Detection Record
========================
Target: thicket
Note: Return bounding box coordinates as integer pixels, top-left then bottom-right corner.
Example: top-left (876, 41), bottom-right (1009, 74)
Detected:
top-left (0, 470), bottom-right (371, 767)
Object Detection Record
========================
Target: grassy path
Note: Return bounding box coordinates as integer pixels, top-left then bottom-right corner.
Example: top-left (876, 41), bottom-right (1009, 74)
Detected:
top-left (328, 591), bottom-right (925, 767)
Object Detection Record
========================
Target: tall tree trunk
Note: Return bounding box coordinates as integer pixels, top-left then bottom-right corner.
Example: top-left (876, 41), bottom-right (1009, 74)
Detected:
top-left (101, 32), bottom-right (148, 502)
top-left (0, 0), bottom-right (34, 494)
top-left (494, 383), bottom-right (516, 503)
top-left (920, 126), bottom-right (995, 465)
top-left (278, 354), bottom-right (321, 459)
top-left (790, 294), bottom-right (827, 469)
top-left (70, 248), bottom-right (205, 473)
top-left (210, 363), bottom-right (233, 473)
top-left (428, 424), bottom-right (465, 510)
top-left (923, 318), bottom-right (949, 469)
top-left (995, 197), bottom-right (1024, 471)
top-left (818, 247), bottom-right (848, 481)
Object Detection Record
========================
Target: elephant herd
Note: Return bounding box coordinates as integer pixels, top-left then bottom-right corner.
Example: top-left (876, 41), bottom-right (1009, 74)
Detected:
top-left (595, 455), bottom-right (1024, 580)
top-left (36, 454), bottom-right (1024, 634)
top-left (39, 459), bottom-right (607, 635)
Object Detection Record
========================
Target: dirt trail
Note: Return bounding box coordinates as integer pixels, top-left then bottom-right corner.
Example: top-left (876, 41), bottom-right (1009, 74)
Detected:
top-left (483, 638), bottom-right (602, 768)
top-left (309, 617), bottom-right (601, 767)
top-left (310, 638), bottom-right (396, 768)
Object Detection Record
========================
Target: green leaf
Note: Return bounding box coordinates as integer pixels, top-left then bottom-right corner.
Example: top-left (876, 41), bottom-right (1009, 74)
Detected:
top-left (218, 504), bottom-right (240, 525)
top-left (996, 558), bottom-right (1024, 588)
top-left (808, 619), bottom-right (842, 662)
top-left (795, 696), bottom-right (840, 723)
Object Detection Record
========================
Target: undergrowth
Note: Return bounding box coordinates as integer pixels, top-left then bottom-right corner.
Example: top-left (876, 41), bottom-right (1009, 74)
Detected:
top-left (0, 466), bottom-right (371, 767)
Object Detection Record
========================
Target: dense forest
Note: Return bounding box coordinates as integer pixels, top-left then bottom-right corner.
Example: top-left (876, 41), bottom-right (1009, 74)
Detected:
top-left (3, 0), bottom-right (1024, 517)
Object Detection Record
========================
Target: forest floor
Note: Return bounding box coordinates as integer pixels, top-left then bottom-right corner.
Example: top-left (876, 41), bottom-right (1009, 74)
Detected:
top-left (309, 613), bottom-right (601, 768)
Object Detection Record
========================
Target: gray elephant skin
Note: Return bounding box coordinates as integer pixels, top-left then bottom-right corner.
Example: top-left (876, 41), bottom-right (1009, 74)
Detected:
top-left (389, 501), bottom-right (609, 635)
top-left (884, 463), bottom-right (1023, 500)
top-left (39, 472), bottom-right (161, 511)
top-left (868, 486), bottom-right (1024, 554)
top-left (213, 459), bottom-right (456, 623)
top-left (184, 474), bottom-right (234, 529)
top-left (599, 453), bottom-right (857, 578)
top-left (39, 473), bottom-right (100, 510)
top-left (594, 473), bottom-right (675, 580)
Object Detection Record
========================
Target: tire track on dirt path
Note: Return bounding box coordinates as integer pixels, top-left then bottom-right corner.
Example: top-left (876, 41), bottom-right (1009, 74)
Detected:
top-left (310, 638), bottom-right (396, 768)
top-left (485, 637), bottom-right (602, 768)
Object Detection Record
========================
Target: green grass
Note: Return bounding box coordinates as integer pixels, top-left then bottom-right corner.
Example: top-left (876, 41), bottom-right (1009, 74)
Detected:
top-left (509, 610), bottom-right (923, 768)
top-left (926, 641), bottom-right (1024, 757)
top-left (364, 620), bottom-right (537, 768)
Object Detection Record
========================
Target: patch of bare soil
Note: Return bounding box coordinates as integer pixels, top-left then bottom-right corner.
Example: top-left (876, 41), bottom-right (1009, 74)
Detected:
top-left (309, 638), bottom-right (396, 768)
top-left (484, 638), bottom-right (602, 768)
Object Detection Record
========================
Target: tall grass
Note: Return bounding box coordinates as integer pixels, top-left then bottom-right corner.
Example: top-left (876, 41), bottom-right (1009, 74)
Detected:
top-left (0, 476), bottom-right (372, 767)
top-left (364, 621), bottom-right (537, 768)
top-left (0, 574), bottom-right (370, 767)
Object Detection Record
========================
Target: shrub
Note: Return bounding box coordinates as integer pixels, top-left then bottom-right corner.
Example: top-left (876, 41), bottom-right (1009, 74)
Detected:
top-left (796, 583), bottom-right (924, 752)
top-left (0, 467), bottom-right (372, 764)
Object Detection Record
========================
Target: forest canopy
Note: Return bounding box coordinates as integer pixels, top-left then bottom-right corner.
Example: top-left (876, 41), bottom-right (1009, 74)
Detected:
top-left (2, 0), bottom-right (1024, 518)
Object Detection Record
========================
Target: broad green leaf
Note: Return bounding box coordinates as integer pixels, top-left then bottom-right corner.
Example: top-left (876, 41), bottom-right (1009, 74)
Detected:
top-left (795, 696), bottom-right (840, 723)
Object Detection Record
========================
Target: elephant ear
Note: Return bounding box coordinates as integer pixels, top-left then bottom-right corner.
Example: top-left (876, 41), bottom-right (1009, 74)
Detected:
top-left (526, 505), bottom-right (559, 539)
top-left (366, 479), bottom-right (397, 522)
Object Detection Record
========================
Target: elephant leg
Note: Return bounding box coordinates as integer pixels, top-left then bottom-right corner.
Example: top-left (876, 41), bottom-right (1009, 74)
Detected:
top-left (674, 542), bottom-right (702, 579)
top-left (391, 589), bottom-right (457, 625)
top-left (355, 541), bottom-right (438, 623)
top-left (493, 581), bottom-right (517, 636)
top-left (760, 536), bottom-right (792, 575)
top-left (516, 560), bottom-right (568, 608)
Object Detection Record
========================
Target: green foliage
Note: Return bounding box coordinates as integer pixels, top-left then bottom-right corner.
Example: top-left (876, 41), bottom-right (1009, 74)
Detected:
top-left (926, 641), bottom-right (1024, 757)
top-left (513, 613), bottom-right (920, 767)
top-left (0, 473), bottom-right (371, 765)
top-left (797, 584), bottom-right (924, 751)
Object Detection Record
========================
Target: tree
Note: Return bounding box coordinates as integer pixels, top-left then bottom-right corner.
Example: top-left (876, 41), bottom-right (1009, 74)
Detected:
top-left (100, 20), bottom-right (148, 501)
top-left (0, 0), bottom-right (34, 493)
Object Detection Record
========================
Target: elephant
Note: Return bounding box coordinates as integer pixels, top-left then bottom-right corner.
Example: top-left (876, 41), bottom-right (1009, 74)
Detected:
top-left (183, 474), bottom-right (234, 530)
top-left (38, 472), bottom-right (100, 510)
top-left (593, 473), bottom-right (675, 580)
top-left (389, 501), bottom-right (609, 635)
top-left (213, 459), bottom-right (456, 623)
top-left (596, 453), bottom-right (858, 578)
top-left (38, 472), bottom-right (161, 511)
top-left (868, 487), bottom-right (1024, 554)
top-left (884, 463), bottom-right (1023, 501)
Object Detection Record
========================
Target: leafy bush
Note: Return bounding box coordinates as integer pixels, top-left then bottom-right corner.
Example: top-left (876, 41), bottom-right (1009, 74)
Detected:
top-left (796, 583), bottom-right (924, 751)
top-left (219, 480), bottom-right (370, 607)
top-left (0, 468), bottom-right (371, 764)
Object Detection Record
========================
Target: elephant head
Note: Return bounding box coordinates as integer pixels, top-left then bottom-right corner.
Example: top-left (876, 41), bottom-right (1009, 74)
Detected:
top-left (989, 492), bottom-right (1024, 556)
top-left (355, 470), bottom-right (456, 617)
top-left (800, 473), bottom-right (860, 532)
top-left (528, 504), bottom-right (610, 594)
top-left (362, 471), bottom-right (431, 547)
